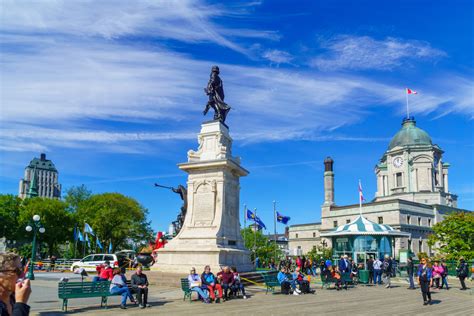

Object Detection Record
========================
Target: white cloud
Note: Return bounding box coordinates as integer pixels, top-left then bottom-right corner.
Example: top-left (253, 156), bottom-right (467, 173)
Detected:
top-left (262, 49), bottom-right (293, 64)
top-left (311, 35), bottom-right (447, 71)
top-left (1, 0), bottom-right (277, 56)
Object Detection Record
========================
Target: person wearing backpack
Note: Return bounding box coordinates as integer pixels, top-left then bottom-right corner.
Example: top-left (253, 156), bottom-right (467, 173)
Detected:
top-left (417, 257), bottom-right (432, 305)
top-left (456, 257), bottom-right (469, 290)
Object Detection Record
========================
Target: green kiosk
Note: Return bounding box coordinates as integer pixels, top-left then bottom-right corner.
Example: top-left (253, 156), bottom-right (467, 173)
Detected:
top-left (321, 215), bottom-right (411, 284)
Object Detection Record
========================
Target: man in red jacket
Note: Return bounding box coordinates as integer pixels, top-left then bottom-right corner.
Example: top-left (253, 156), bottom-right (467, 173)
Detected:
top-left (218, 266), bottom-right (235, 300)
top-left (98, 261), bottom-right (113, 281)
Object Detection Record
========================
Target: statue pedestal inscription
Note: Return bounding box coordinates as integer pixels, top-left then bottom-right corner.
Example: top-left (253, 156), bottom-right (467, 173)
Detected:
top-left (153, 121), bottom-right (253, 273)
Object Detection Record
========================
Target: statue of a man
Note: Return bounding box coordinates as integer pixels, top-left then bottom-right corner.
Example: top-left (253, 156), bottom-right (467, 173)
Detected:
top-left (171, 185), bottom-right (187, 232)
top-left (203, 65), bottom-right (231, 123)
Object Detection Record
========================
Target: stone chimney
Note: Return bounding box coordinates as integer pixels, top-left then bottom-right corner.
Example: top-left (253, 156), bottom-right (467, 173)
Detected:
top-left (40, 153), bottom-right (46, 161)
top-left (323, 157), bottom-right (334, 206)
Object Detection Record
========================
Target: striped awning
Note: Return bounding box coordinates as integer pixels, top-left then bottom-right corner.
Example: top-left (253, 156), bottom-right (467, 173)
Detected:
top-left (320, 215), bottom-right (411, 237)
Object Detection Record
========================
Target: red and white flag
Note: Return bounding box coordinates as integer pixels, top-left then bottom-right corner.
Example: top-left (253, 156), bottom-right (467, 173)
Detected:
top-left (406, 88), bottom-right (418, 95)
top-left (359, 180), bottom-right (365, 203)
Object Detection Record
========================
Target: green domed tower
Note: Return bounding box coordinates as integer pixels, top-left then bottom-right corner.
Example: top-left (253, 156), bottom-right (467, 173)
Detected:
top-left (374, 117), bottom-right (457, 207)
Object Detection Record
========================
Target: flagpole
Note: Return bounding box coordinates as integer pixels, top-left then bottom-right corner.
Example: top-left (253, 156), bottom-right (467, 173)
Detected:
top-left (405, 89), bottom-right (409, 119)
top-left (253, 208), bottom-right (257, 259)
top-left (82, 221), bottom-right (86, 257)
top-left (243, 204), bottom-right (247, 248)
top-left (73, 226), bottom-right (77, 259)
top-left (273, 200), bottom-right (277, 265)
top-left (359, 179), bottom-right (362, 216)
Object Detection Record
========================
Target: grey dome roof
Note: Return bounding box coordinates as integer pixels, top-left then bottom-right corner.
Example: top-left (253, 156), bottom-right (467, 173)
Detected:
top-left (388, 118), bottom-right (432, 150)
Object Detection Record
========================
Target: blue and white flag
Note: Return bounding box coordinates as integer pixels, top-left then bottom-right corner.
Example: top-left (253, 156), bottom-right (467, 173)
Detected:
top-left (246, 209), bottom-right (256, 220)
top-left (84, 223), bottom-right (95, 235)
top-left (255, 216), bottom-right (266, 230)
top-left (77, 230), bottom-right (84, 242)
top-left (276, 212), bottom-right (291, 225)
top-left (73, 225), bottom-right (78, 241)
top-left (96, 237), bottom-right (103, 250)
top-left (246, 209), bottom-right (266, 229)
top-left (85, 234), bottom-right (91, 248)
top-left (108, 242), bottom-right (112, 254)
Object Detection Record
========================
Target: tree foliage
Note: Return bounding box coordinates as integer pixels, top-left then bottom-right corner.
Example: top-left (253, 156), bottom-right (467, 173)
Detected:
top-left (427, 212), bottom-right (474, 260)
top-left (306, 245), bottom-right (333, 262)
top-left (241, 227), bottom-right (282, 263)
top-left (0, 194), bottom-right (22, 241)
top-left (19, 197), bottom-right (75, 256)
top-left (76, 193), bottom-right (153, 252)
top-left (64, 185), bottom-right (92, 212)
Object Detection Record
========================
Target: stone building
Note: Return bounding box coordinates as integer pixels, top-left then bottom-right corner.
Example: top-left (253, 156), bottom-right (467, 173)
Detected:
top-left (288, 117), bottom-right (468, 259)
top-left (18, 153), bottom-right (61, 199)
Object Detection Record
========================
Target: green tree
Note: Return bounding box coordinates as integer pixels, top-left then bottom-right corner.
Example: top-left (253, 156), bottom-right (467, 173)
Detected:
top-left (427, 212), bottom-right (474, 260)
top-left (0, 194), bottom-right (22, 241)
top-left (77, 193), bottom-right (153, 252)
top-left (19, 197), bottom-right (75, 256)
top-left (64, 184), bottom-right (92, 212)
top-left (306, 245), bottom-right (333, 263)
top-left (241, 227), bottom-right (282, 264)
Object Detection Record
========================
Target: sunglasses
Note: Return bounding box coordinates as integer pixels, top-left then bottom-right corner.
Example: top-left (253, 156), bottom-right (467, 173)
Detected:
top-left (0, 267), bottom-right (23, 276)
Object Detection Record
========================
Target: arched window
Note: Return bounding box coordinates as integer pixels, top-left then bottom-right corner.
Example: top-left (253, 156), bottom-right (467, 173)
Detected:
top-left (353, 236), bottom-right (377, 252)
top-left (379, 237), bottom-right (391, 256)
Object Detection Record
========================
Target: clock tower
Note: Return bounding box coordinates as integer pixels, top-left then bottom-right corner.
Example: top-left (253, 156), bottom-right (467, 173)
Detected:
top-left (374, 117), bottom-right (456, 206)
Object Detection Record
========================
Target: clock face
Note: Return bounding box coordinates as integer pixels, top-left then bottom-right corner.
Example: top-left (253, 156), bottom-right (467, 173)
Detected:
top-left (393, 157), bottom-right (403, 168)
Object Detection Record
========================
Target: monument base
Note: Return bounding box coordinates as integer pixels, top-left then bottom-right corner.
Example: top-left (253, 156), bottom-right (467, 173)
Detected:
top-left (152, 245), bottom-right (253, 273)
top-left (153, 121), bottom-right (253, 274)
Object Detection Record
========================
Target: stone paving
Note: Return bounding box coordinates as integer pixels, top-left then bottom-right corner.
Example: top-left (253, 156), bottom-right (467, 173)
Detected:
top-left (29, 272), bottom-right (473, 316)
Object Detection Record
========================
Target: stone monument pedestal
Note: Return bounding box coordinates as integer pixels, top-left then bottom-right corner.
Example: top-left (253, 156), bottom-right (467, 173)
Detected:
top-left (153, 121), bottom-right (253, 273)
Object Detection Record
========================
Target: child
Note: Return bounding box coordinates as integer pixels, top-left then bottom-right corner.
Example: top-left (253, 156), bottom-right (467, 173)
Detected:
top-left (332, 266), bottom-right (342, 291)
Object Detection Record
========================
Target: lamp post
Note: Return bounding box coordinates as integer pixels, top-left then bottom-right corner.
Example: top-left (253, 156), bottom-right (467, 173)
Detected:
top-left (25, 214), bottom-right (45, 280)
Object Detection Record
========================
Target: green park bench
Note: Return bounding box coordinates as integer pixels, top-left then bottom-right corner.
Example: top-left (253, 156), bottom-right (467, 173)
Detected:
top-left (58, 280), bottom-right (138, 312)
top-left (180, 278), bottom-right (193, 302)
top-left (342, 272), bottom-right (357, 287)
top-left (58, 281), bottom-right (112, 312)
top-left (261, 272), bottom-right (280, 294)
top-left (320, 274), bottom-right (337, 289)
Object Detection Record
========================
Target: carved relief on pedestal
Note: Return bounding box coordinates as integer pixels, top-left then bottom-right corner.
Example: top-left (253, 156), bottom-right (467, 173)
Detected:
top-left (191, 180), bottom-right (217, 226)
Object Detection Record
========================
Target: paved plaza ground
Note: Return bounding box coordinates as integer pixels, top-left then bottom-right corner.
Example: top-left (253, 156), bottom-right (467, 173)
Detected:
top-left (29, 272), bottom-right (473, 316)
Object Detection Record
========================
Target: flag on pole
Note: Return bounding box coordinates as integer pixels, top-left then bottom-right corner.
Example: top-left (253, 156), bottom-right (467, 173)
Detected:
top-left (406, 88), bottom-right (418, 94)
top-left (77, 230), bottom-right (84, 242)
top-left (276, 212), bottom-right (291, 225)
top-left (108, 242), bottom-right (112, 254)
top-left (84, 223), bottom-right (95, 235)
top-left (96, 237), bottom-right (103, 250)
top-left (246, 209), bottom-right (256, 220)
top-left (359, 180), bottom-right (365, 203)
top-left (85, 234), bottom-right (91, 248)
top-left (255, 217), bottom-right (267, 230)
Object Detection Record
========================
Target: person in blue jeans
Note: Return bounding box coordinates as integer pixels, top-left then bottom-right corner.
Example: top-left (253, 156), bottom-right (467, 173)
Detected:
top-left (109, 268), bottom-right (135, 309)
top-left (373, 257), bottom-right (383, 285)
top-left (188, 267), bottom-right (210, 303)
top-left (277, 267), bottom-right (301, 295)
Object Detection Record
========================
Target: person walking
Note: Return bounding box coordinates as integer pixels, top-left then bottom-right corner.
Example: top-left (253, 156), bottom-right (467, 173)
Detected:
top-left (382, 255), bottom-right (392, 288)
top-left (373, 257), bottom-right (382, 285)
top-left (432, 261), bottom-right (443, 289)
top-left (131, 266), bottom-right (151, 309)
top-left (407, 256), bottom-right (416, 289)
top-left (417, 257), bottom-right (432, 305)
top-left (367, 257), bottom-right (374, 285)
top-left (440, 261), bottom-right (449, 290)
top-left (456, 257), bottom-right (469, 290)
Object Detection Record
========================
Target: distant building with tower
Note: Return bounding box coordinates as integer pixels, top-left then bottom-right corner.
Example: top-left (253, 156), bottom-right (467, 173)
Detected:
top-left (288, 117), bottom-right (468, 260)
top-left (19, 153), bottom-right (61, 199)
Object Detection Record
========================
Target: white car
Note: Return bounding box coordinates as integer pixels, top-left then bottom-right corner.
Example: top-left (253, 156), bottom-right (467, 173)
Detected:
top-left (70, 254), bottom-right (118, 272)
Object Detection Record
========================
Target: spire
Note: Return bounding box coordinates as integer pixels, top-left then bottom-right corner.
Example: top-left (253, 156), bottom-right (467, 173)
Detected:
top-left (27, 167), bottom-right (39, 198)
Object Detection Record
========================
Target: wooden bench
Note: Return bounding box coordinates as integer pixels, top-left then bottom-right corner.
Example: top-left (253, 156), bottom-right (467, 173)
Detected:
top-left (261, 273), bottom-right (280, 294)
top-left (58, 281), bottom-right (111, 312)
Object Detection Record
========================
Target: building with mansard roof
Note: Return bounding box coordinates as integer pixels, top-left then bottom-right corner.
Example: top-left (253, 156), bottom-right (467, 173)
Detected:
top-left (19, 153), bottom-right (62, 199)
top-left (288, 117), bottom-right (469, 261)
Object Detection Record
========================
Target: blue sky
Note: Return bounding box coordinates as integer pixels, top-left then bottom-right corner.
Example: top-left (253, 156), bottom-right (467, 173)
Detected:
top-left (1, 0), bottom-right (473, 234)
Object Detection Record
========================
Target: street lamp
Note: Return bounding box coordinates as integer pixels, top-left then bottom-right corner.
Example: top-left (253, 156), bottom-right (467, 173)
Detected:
top-left (25, 214), bottom-right (45, 280)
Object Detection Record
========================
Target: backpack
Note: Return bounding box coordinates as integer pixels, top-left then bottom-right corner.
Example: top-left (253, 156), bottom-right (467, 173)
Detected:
top-left (281, 282), bottom-right (291, 294)
top-left (300, 280), bottom-right (311, 294)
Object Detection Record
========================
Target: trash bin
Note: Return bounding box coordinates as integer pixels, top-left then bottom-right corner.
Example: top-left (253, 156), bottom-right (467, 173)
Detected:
top-left (359, 269), bottom-right (369, 284)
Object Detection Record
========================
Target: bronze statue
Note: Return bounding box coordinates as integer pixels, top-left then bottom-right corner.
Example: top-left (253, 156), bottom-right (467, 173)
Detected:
top-left (203, 65), bottom-right (231, 123)
top-left (154, 183), bottom-right (188, 234)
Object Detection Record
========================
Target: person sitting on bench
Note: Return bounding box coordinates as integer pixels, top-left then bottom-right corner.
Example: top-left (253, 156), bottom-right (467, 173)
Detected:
top-left (110, 268), bottom-right (136, 309)
top-left (277, 267), bottom-right (301, 295)
top-left (201, 265), bottom-right (223, 303)
top-left (292, 267), bottom-right (312, 294)
top-left (188, 267), bottom-right (210, 304)
top-left (230, 266), bottom-right (247, 299)
top-left (131, 266), bottom-right (151, 309)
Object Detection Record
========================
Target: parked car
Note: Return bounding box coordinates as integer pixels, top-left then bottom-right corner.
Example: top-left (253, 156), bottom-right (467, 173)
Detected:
top-left (70, 254), bottom-right (118, 272)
